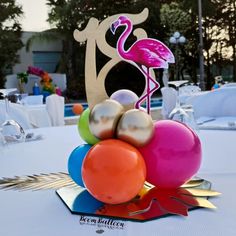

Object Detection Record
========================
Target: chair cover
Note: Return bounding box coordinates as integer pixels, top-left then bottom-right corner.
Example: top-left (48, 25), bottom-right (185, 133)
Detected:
top-left (0, 101), bottom-right (33, 130)
top-left (46, 94), bottom-right (65, 126)
top-left (161, 87), bottom-right (177, 119)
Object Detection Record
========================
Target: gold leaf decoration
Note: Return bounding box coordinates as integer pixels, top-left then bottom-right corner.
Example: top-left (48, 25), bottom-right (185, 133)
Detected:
top-left (181, 179), bottom-right (204, 188)
top-left (0, 172), bottom-right (77, 191)
top-left (192, 197), bottom-right (217, 209)
top-left (0, 173), bottom-right (221, 218)
top-left (184, 188), bottom-right (221, 197)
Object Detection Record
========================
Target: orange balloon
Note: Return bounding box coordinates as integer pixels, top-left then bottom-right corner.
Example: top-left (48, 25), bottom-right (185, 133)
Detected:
top-left (72, 103), bottom-right (84, 115)
top-left (82, 139), bottom-right (146, 204)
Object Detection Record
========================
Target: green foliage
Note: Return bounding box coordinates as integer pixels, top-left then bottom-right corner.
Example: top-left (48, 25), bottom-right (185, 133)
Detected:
top-left (160, 2), bottom-right (191, 35)
top-left (160, 2), bottom-right (198, 82)
top-left (47, 0), bottom-right (164, 36)
top-left (0, 0), bottom-right (23, 88)
top-left (17, 72), bottom-right (28, 84)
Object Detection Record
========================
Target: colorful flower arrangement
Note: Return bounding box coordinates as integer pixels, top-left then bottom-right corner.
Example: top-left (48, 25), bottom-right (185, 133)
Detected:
top-left (27, 66), bottom-right (55, 94)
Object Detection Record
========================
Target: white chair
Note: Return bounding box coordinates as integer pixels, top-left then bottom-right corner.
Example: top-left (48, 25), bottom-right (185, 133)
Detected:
top-left (161, 87), bottom-right (177, 119)
top-left (0, 101), bottom-right (33, 130)
top-left (21, 95), bottom-right (43, 105)
top-left (189, 87), bottom-right (236, 118)
top-left (46, 94), bottom-right (65, 126)
top-left (49, 74), bottom-right (67, 92)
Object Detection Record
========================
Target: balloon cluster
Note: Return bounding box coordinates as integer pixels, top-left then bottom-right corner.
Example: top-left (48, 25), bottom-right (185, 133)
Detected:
top-left (68, 89), bottom-right (202, 205)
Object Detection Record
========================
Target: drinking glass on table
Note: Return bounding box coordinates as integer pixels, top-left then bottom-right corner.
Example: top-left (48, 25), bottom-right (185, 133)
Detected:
top-left (0, 90), bottom-right (25, 143)
top-left (168, 80), bottom-right (189, 122)
top-left (0, 128), bottom-right (6, 148)
top-left (181, 104), bottom-right (199, 132)
top-left (14, 93), bottom-right (23, 104)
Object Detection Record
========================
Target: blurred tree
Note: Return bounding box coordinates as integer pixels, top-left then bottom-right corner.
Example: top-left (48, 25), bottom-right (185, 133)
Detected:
top-left (0, 0), bottom-right (23, 88)
top-left (160, 2), bottom-right (193, 82)
top-left (30, 0), bottom-right (235, 96)
top-left (177, 0), bottom-right (219, 89)
top-left (198, 0), bottom-right (219, 89)
top-left (178, 0), bottom-right (236, 87)
top-left (215, 0), bottom-right (236, 81)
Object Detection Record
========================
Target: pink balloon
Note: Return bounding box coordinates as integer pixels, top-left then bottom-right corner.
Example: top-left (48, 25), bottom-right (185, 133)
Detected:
top-left (139, 120), bottom-right (202, 188)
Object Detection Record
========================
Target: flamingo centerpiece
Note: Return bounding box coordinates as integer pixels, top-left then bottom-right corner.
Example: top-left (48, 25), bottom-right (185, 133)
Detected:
top-left (111, 15), bottom-right (175, 114)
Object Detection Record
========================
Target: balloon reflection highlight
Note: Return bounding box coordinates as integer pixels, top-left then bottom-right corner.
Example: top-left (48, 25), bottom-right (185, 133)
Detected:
top-left (89, 99), bottom-right (124, 139)
top-left (117, 109), bottom-right (154, 147)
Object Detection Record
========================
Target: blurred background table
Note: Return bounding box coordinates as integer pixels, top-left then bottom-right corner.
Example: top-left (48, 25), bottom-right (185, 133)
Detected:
top-left (197, 116), bottom-right (236, 130)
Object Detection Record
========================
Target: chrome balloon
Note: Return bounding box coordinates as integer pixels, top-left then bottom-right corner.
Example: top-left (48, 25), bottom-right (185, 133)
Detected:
top-left (110, 89), bottom-right (139, 111)
top-left (116, 109), bottom-right (154, 147)
top-left (89, 99), bottom-right (124, 139)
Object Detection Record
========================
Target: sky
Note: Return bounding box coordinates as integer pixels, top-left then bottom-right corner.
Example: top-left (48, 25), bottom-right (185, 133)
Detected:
top-left (16, 0), bottom-right (50, 31)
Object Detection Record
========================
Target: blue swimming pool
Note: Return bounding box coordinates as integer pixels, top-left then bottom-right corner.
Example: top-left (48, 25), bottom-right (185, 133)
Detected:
top-left (64, 98), bottom-right (162, 117)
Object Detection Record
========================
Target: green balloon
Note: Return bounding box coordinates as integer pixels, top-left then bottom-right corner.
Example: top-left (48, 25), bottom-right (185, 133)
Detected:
top-left (78, 108), bottom-right (100, 145)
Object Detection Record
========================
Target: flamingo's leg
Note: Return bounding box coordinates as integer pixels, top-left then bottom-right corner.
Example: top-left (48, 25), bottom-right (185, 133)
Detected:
top-left (135, 66), bottom-right (160, 113)
top-left (146, 68), bottom-right (150, 114)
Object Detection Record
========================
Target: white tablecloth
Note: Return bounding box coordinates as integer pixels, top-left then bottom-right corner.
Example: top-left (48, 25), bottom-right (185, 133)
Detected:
top-left (197, 116), bottom-right (236, 131)
top-left (0, 125), bottom-right (236, 236)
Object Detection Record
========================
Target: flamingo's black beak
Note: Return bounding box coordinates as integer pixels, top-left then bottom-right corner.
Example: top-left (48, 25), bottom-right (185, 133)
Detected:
top-left (110, 20), bottom-right (119, 34)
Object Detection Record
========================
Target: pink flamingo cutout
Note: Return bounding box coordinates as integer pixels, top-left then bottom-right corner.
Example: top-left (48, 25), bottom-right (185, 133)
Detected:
top-left (111, 16), bottom-right (175, 114)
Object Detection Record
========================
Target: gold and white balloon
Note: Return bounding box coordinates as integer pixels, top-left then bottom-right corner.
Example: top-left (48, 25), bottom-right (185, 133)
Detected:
top-left (116, 109), bottom-right (154, 147)
top-left (89, 99), bottom-right (124, 140)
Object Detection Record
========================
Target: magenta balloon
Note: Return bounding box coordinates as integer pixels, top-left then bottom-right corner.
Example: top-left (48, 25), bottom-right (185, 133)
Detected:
top-left (139, 120), bottom-right (202, 188)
